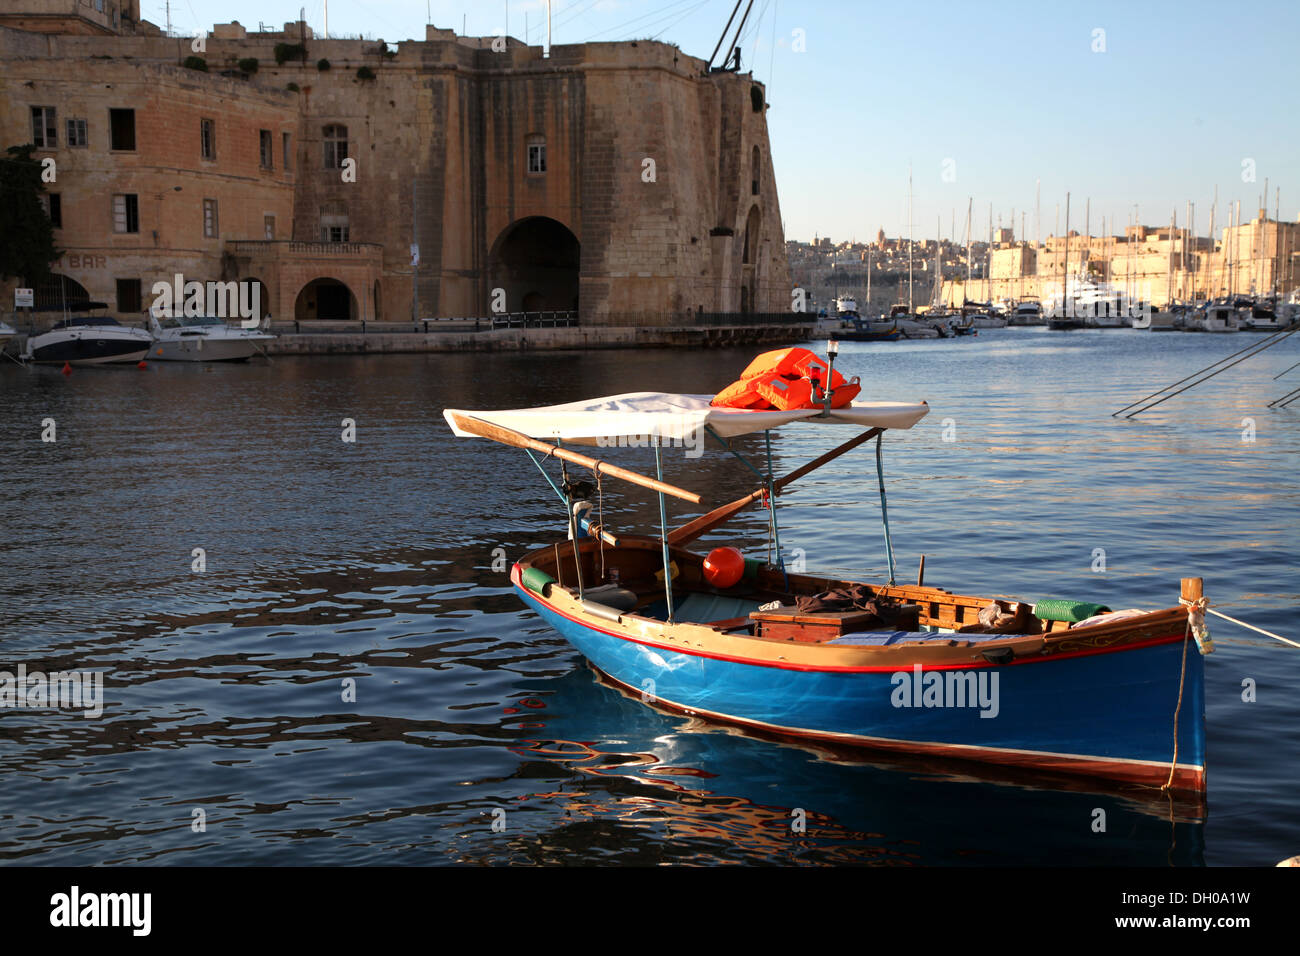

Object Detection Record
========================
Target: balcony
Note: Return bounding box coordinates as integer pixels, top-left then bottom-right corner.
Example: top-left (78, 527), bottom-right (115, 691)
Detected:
top-left (226, 240), bottom-right (383, 259)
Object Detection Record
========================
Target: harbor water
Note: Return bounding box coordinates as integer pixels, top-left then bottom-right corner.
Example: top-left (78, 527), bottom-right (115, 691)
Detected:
top-left (1, 328), bottom-right (1297, 865)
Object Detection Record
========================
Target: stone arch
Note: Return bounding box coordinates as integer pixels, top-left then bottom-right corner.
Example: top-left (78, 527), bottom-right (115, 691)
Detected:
top-left (750, 85), bottom-right (764, 112)
top-left (743, 205), bottom-right (762, 265)
top-left (295, 277), bottom-right (358, 321)
top-left (488, 216), bottom-right (580, 314)
top-left (34, 274), bottom-right (93, 311)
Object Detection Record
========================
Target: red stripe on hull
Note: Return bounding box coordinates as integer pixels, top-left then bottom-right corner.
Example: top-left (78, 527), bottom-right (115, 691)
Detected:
top-left (512, 565), bottom-right (1187, 674)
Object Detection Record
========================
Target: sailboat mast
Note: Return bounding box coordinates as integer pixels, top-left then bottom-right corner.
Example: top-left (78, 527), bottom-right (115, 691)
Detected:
top-left (907, 165), bottom-right (914, 313)
top-left (965, 197), bottom-right (972, 290)
top-left (1170, 209), bottom-right (1180, 306)
top-left (1201, 188), bottom-right (1211, 300)
top-left (866, 248), bottom-right (872, 314)
top-left (1062, 193), bottom-right (1070, 316)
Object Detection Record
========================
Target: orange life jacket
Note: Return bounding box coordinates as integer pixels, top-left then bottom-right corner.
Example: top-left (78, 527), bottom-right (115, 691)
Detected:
top-left (711, 347), bottom-right (861, 410)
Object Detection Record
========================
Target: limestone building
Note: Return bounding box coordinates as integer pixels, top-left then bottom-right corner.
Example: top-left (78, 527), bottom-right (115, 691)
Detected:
top-left (0, 9), bottom-right (790, 326)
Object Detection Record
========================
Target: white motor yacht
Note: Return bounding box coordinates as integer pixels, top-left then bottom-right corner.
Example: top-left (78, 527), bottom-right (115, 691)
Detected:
top-left (148, 312), bottom-right (275, 362)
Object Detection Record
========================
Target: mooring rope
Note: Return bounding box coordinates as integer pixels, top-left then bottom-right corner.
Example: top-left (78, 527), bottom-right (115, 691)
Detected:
top-left (1204, 607), bottom-right (1298, 648)
top-left (595, 468), bottom-right (606, 582)
top-left (1114, 320), bottom-right (1300, 418)
top-left (1162, 621), bottom-right (1192, 792)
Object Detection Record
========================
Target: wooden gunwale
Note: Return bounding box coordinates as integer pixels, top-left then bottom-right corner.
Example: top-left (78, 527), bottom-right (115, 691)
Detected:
top-left (514, 538), bottom-right (1189, 671)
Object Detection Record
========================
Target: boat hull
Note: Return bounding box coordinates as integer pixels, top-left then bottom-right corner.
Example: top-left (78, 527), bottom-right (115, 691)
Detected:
top-left (27, 330), bottom-right (152, 365)
top-left (150, 335), bottom-right (266, 362)
top-left (516, 570), bottom-right (1206, 790)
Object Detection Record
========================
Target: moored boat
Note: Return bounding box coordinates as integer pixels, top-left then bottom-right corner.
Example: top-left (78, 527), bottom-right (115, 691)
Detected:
top-left (1007, 299), bottom-right (1045, 326)
top-left (1132, 306), bottom-right (1176, 331)
top-left (148, 312), bottom-right (275, 362)
top-left (23, 315), bottom-right (152, 365)
top-left (444, 367), bottom-right (1210, 792)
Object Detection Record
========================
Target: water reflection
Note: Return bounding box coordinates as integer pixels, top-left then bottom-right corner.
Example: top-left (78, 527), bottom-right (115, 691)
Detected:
top-left (1, 333), bottom-right (1296, 865)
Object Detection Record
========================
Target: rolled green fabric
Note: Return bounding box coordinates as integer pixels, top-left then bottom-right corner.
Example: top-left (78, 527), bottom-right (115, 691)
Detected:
top-left (521, 567), bottom-right (556, 597)
top-left (1032, 599), bottom-right (1112, 623)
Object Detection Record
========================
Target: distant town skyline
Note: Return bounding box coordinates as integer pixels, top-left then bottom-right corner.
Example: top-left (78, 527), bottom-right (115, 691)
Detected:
top-left (146, 0), bottom-right (1300, 243)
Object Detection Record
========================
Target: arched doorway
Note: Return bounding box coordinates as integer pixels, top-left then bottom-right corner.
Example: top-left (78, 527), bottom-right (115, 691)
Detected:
top-left (741, 205), bottom-right (762, 314)
top-left (295, 277), bottom-right (357, 321)
top-left (488, 217), bottom-right (580, 314)
top-left (743, 206), bottom-right (762, 265)
top-left (34, 274), bottom-right (93, 311)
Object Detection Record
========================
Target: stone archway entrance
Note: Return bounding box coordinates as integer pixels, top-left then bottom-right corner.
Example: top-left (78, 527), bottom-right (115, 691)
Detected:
top-left (295, 277), bottom-right (357, 321)
top-left (34, 274), bottom-right (93, 311)
top-left (488, 217), bottom-right (580, 314)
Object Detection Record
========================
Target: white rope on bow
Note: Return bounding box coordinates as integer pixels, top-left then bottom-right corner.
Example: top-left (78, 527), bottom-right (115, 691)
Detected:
top-left (1204, 608), bottom-right (1299, 649)
top-left (1178, 596), bottom-right (1215, 655)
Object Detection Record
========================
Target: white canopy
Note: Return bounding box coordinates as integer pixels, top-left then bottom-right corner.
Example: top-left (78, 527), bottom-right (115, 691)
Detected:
top-left (444, 392), bottom-right (929, 443)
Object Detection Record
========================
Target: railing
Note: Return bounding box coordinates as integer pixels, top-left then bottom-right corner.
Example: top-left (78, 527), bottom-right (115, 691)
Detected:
top-left (692, 312), bottom-right (816, 327)
top-left (225, 240), bottom-right (383, 258)
top-left (488, 311), bottom-right (579, 329)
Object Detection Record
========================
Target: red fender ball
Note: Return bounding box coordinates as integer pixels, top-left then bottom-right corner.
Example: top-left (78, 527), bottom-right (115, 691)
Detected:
top-left (703, 547), bottom-right (745, 589)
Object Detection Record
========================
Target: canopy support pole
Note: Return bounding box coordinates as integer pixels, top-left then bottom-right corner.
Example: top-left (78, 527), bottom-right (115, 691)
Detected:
top-left (558, 440), bottom-right (586, 601)
top-left (875, 433), bottom-right (896, 585)
top-left (704, 425), bottom-right (767, 482)
top-left (446, 411), bottom-right (701, 504)
top-left (525, 448), bottom-right (566, 506)
top-left (765, 430), bottom-right (789, 591)
top-left (654, 441), bottom-right (675, 623)
top-left (668, 426), bottom-right (885, 548)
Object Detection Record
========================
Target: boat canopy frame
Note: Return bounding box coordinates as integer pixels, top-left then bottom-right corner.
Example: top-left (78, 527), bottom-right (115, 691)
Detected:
top-left (445, 393), bottom-right (928, 611)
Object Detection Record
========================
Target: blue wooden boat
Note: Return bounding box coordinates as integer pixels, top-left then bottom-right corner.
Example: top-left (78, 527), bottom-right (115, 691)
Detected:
top-left (445, 379), bottom-right (1210, 793)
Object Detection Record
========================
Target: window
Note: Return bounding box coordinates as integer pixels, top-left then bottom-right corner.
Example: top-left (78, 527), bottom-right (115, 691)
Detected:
top-left (259, 129), bottom-right (273, 169)
top-left (39, 193), bottom-right (62, 228)
top-left (94, 0), bottom-right (105, 11)
top-left (322, 124), bottom-right (348, 168)
top-left (751, 146), bottom-right (761, 196)
top-left (200, 118), bottom-right (215, 160)
top-left (116, 279), bottom-right (142, 314)
top-left (264, 215), bottom-right (276, 239)
top-left (527, 137), bottom-right (546, 174)
top-left (203, 199), bottom-right (218, 238)
top-left (66, 118), bottom-right (88, 148)
top-left (31, 106), bottom-right (56, 148)
top-left (319, 202), bottom-right (349, 242)
top-left (282, 131), bottom-right (292, 171)
top-left (112, 194), bottom-right (139, 233)
top-left (109, 109), bottom-right (135, 150)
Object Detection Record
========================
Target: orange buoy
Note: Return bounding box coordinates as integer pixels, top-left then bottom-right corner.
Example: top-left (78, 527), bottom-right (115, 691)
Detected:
top-left (703, 547), bottom-right (745, 589)
top-left (61, 362), bottom-right (72, 376)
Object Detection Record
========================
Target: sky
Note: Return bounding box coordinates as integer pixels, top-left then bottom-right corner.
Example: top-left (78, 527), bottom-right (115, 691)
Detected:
top-left (149, 0), bottom-right (1300, 243)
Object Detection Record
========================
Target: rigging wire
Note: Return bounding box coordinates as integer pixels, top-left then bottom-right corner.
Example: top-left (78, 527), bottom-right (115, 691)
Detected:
top-left (580, 0), bottom-right (706, 42)
top-left (649, 0), bottom-right (717, 42)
